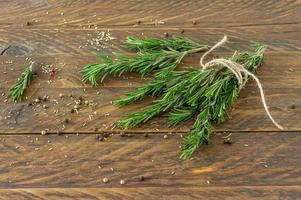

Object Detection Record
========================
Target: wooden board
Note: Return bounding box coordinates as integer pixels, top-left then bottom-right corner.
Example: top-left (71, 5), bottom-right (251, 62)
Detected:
top-left (0, 187), bottom-right (300, 200)
top-left (0, 132), bottom-right (300, 188)
top-left (0, 52), bottom-right (300, 133)
top-left (0, 0), bottom-right (300, 199)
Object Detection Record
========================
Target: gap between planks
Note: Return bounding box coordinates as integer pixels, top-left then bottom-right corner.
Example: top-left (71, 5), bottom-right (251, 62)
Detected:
top-left (0, 130), bottom-right (300, 135)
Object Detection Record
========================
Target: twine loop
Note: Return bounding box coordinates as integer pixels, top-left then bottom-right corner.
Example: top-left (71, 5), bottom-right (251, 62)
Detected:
top-left (200, 35), bottom-right (283, 130)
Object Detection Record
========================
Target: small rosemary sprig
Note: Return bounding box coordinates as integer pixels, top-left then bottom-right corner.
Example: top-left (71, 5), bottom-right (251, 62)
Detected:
top-left (81, 36), bottom-right (208, 86)
top-left (125, 36), bottom-right (204, 51)
top-left (8, 63), bottom-right (33, 101)
top-left (116, 44), bottom-right (266, 159)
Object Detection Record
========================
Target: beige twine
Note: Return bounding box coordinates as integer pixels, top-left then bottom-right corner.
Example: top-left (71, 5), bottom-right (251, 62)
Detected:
top-left (200, 35), bottom-right (283, 130)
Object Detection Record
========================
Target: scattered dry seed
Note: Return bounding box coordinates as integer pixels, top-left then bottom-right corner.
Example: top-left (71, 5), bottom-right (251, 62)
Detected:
top-left (139, 175), bottom-right (145, 181)
top-left (223, 138), bottom-right (232, 145)
top-left (120, 179), bottom-right (126, 185)
top-left (102, 177), bottom-right (109, 183)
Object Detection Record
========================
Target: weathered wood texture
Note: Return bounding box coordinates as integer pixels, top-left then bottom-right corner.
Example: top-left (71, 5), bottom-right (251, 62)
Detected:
top-left (0, 52), bottom-right (300, 133)
top-left (0, 132), bottom-right (300, 188)
top-left (0, 187), bottom-right (300, 200)
top-left (0, 0), bottom-right (300, 199)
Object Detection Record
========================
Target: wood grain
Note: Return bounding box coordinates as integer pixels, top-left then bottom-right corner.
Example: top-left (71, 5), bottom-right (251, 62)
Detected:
top-left (0, 0), bottom-right (300, 199)
top-left (0, 0), bottom-right (300, 28)
top-left (0, 52), bottom-right (300, 133)
top-left (0, 132), bottom-right (300, 188)
top-left (0, 26), bottom-right (300, 57)
top-left (0, 186), bottom-right (300, 200)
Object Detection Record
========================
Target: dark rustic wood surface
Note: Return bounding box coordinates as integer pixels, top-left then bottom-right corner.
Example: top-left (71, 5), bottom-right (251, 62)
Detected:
top-left (0, 0), bottom-right (300, 199)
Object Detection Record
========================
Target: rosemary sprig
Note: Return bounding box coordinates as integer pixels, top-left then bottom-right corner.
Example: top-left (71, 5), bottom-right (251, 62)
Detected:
top-left (81, 37), bottom-right (208, 86)
top-left (116, 44), bottom-right (266, 159)
top-left (125, 36), bottom-right (205, 51)
top-left (8, 63), bottom-right (33, 101)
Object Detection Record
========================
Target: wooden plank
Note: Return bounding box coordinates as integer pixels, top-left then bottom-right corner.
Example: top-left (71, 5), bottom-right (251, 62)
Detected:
top-left (0, 52), bottom-right (300, 133)
top-left (0, 27), bottom-right (300, 57)
top-left (0, 186), bottom-right (300, 200)
top-left (0, 132), bottom-right (300, 188)
top-left (0, 0), bottom-right (300, 28)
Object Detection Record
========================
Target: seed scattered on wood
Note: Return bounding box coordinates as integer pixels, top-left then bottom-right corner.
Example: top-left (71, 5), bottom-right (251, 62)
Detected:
top-left (59, 93), bottom-right (63, 98)
top-left (163, 135), bottom-right (168, 139)
top-left (41, 130), bottom-right (46, 135)
top-left (139, 175), bottom-right (145, 181)
top-left (103, 133), bottom-right (110, 138)
top-left (288, 68), bottom-right (294, 72)
top-left (78, 96), bottom-right (83, 101)
top-left (28, 102), bottom-right (33, 106)
top-left (42, 95), bottom-right (48, 101)
top-left (223, 138), bottom-right (233, 145)
top-left (35, 98), bottom-right (41, 103)
top-left (137, 20), bottom-right (141, 24)
top-left (120, 179), bottom-right (126, 185)
top-left (97, 135), bottom-right (105, 141)
top-left (181, 29), bottom-right (185, 34)
top-left (70, 108), bottom-right (75, 113)
top-left (26, 21), bottom-right (32, 26)
top-left (64, 118), bottom-right (69, 123)
top-left (102, 177), bottom-right (109, 183)
top-left (75, 100), bottom-right (82, 105)
top-left (192, 20), bottom-right (197, 25)
top-left (290, 104), bottom-right (295, 109)
top-left (42, 104), bottom-right (48, 109)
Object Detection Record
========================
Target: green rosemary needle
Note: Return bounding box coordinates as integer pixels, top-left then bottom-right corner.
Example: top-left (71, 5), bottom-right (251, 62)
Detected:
top-left (125, 36), bottom-right (206, 51)
top-left (81, 37), bottom-right (208, 86)
top-left (8, 63), bottom-right (33, 101)
top-left (116, 44), bottom-right (266, 159)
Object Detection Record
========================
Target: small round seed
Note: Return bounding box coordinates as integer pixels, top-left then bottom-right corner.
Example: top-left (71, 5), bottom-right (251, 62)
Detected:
top-left (139, 175), bottom-right (145, 181)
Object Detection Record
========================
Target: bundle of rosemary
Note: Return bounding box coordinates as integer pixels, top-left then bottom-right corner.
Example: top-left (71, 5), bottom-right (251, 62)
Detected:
top-left (82, 35), bottom-right (282, 159)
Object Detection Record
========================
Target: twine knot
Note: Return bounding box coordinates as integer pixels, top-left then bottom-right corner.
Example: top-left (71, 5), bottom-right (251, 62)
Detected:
top-left (200, 35), bottom-right (283, 130)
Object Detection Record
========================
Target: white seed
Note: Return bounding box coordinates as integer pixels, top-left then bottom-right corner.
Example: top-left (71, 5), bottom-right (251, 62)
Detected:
top-left (120, 179), bottom-right (126, 185)
top-left (102, 177), bottom-right (109, 183)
